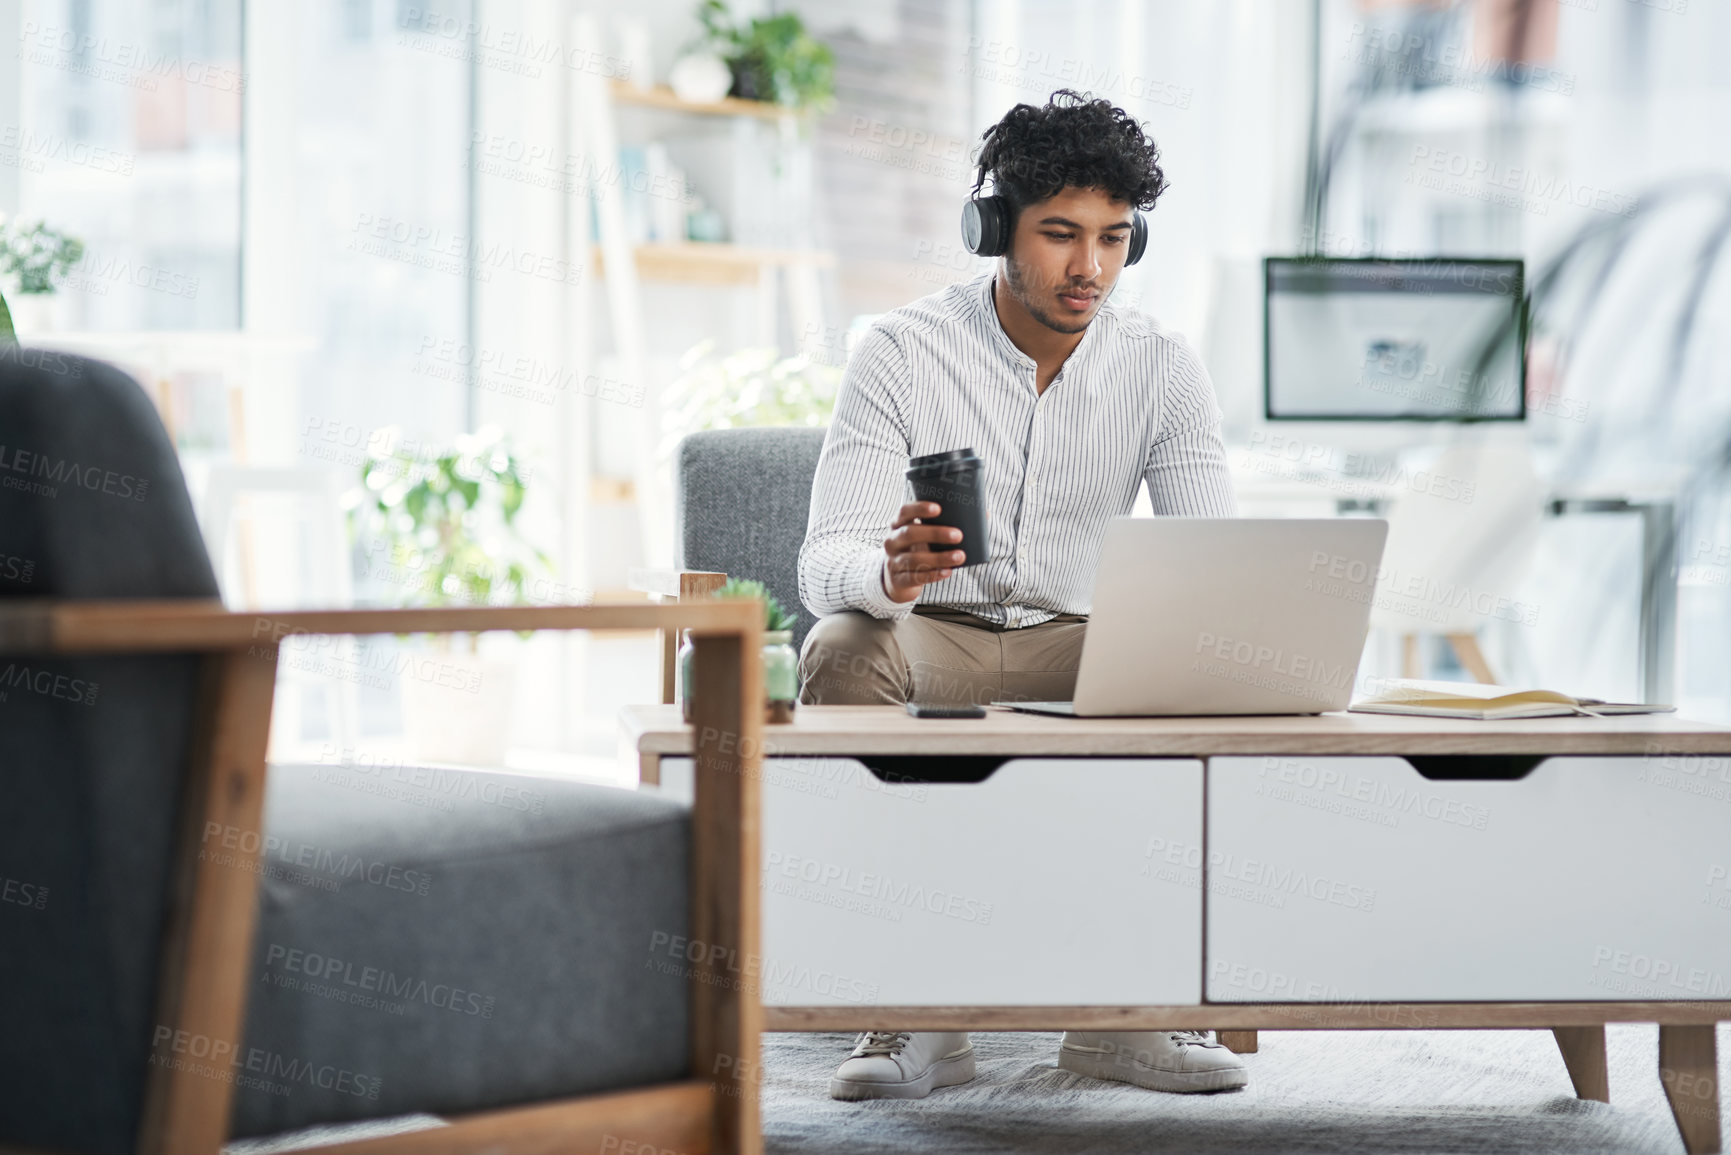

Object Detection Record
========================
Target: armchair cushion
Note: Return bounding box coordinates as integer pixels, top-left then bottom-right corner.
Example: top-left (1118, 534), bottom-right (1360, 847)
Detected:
top-left (231, 763), bottom-right (691, 1137)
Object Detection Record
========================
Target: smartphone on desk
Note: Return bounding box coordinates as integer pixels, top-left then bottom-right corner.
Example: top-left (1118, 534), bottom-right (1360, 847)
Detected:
top-left (905, 702), bottom-right (987, 719)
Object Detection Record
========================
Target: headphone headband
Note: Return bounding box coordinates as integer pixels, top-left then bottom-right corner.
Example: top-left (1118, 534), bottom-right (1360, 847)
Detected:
top-left (961, 194), bottom-right (1147, 266)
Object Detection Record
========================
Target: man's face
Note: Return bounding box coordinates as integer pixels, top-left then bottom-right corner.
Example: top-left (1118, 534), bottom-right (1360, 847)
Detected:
top-left (1000, 185), bottom-right (1136, 335)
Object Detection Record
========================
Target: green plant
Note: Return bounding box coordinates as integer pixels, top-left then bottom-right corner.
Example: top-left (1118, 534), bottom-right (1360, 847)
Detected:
top-left (347, 426), bottom-right (553, 633)
top-left (714, 577), bottom-right (798, 632)
top-left (696, 0), bottom-right (835, 112)
top-left (659, 339), bottom-right (840, 459)
top-left (0, 217), bottom-right (84, 344)
top-left (0, 219), bottom-right (85, 295)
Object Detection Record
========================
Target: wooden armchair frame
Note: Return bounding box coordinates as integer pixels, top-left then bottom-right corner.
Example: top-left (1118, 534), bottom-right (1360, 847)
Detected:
top-left (0, 599), bottom-right (763, 1155)
top-left (629, 569), bottom-right (729, 707)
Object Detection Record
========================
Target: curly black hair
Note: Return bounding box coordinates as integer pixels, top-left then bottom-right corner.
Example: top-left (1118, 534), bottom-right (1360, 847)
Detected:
top-left (971, 89), bottom-right (1168, 216)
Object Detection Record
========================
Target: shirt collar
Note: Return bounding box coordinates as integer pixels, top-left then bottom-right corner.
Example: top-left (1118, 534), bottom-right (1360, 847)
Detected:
top-left (972, 272), bottom-right (1030, 368)
top-left (972, 269), bottom-right (1106, 380)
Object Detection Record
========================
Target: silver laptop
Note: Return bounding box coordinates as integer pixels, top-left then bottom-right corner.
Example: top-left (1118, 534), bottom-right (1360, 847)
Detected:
top-left (996, 518), bottom-right (1388, 717)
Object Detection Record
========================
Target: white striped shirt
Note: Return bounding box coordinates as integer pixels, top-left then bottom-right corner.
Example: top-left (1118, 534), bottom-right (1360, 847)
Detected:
top-left (799, 269), bottom-right (1237, 628)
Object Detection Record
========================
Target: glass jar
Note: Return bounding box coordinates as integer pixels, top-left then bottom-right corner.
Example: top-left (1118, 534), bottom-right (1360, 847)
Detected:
top-left (678, 631), bottom-right (696, 723)
top-left (762, 630), bottom-right (798, 723)
top-left (680, 629), bottom-right (799, 723)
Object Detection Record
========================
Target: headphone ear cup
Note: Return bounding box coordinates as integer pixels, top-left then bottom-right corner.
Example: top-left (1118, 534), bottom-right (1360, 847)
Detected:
top-left (961, 195), bottom-right (1012, 258)
top-left (1126, 211), bottom-right (1148, 266)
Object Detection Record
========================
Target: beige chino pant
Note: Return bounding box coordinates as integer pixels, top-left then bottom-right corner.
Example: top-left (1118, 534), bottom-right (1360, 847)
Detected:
top-left (798, 605), bottom-right (1089, 707)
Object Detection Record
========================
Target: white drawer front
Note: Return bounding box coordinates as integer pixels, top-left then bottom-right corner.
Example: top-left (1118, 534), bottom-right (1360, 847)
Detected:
top-left (663, 756), bottom-right (1203, 1006)
top-left (1206, 755), bottom-right (1731, 1002)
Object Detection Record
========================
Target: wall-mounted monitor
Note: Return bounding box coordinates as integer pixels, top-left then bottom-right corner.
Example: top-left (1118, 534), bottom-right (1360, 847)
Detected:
top-left (1264, 257), bottom-right (1526, 421)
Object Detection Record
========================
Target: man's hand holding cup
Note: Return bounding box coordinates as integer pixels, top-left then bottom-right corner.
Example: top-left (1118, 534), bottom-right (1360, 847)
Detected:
top-left (881, 501), bottom-right (965, 603)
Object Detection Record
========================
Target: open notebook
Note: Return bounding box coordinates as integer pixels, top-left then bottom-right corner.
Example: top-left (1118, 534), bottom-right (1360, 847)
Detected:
top-left (1349, 679), bottom-right (1676, 720)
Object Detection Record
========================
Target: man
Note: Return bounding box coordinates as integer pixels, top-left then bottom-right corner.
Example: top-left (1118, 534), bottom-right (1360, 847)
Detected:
top-left (795, 90), bottom-right (1246, 1101)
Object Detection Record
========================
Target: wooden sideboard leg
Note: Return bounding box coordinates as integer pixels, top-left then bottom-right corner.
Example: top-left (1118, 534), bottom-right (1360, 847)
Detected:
top-left (1551, 1026), bottom-right (1610, 1103)
top-left (1218, 1030), bottom-right (1259, 1054)
top-left (1659, 1024), bottom-right (1721, 1155)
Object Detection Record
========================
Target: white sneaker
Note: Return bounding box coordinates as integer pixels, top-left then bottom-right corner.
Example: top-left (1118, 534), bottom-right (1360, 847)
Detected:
top-left (1057, 1030), bottom-right (1248, 1093)
top-left (829, 1031), bottom-right (976, 1100)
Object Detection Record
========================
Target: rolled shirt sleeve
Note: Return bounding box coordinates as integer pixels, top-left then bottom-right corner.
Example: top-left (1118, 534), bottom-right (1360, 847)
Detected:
top-left (798, 326), bottom-right (919, 620)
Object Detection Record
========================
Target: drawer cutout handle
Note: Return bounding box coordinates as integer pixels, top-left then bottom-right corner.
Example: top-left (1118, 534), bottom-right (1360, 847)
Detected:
top-left (1406, 755), bottom-right (1543, 781)
top-left (859, 755), bottom-right (1010, 784)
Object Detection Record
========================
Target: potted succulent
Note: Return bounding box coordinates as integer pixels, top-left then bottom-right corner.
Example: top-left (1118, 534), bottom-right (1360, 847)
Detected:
top-left (693, 0), bottom-right (836, 113)
top-left (679, 578), bottom-right (799, 723)
top-left (346, 425), bottom-right (553, 765)
top-left (0, 218), bottom-right (86, 340)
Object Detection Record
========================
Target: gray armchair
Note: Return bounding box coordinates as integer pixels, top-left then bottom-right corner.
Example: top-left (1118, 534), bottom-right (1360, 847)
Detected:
top-left (0, 353), bottom-right (763, 1155)
top-left (630, 426), bottom-right (827, 706)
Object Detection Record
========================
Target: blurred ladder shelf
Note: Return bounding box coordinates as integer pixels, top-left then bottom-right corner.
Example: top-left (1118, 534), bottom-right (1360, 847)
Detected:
top-left (607, 79), bottom-right (791, 121)
top-left (583, 78), bottom-right (836, 339)
top-left (590, 239), bottom-right (835, 297)
top-left (568, 32), bottom-right (833, 570)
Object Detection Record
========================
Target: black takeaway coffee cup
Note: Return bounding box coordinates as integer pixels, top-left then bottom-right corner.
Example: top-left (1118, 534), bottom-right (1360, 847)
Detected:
top-left (905, 449), bottom-right (989, 568)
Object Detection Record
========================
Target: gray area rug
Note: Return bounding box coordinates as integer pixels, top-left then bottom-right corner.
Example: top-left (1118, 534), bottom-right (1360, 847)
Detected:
top-left (764, 1025), bottom-right (1729, 1154)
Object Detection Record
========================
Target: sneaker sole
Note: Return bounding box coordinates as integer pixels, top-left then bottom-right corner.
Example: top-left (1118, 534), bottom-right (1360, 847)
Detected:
top-left (1057, 1044), bottom-right (1248, 1094)
top-left (829, 1049), bottom-right (978, 1101)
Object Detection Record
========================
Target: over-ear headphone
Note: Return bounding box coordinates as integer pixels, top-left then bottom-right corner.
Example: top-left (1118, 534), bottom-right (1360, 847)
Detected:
top-left (961, 194), bottom-right (1147, 266)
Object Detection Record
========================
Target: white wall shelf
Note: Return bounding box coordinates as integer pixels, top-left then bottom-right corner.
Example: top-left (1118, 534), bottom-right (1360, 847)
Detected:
top-left (609, 79), bottom-right (800, 122)
top-left (589, 241), bottom-right (835, 286)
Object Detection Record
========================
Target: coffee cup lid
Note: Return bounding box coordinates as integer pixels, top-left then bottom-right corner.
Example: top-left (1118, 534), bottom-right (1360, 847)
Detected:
top-left (908, 448), bottom-right (978, 469)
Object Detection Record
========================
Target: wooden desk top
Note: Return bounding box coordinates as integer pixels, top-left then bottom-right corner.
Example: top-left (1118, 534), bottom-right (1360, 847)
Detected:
top-left (621, 703), bottom-right (1731, 757)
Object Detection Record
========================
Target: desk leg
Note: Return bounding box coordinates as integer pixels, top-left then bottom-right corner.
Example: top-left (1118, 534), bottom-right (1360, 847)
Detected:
top-left (1640, 500), bottom-right (1678, 707)
top-left (1218, 1030), bottom-right (1259, 1054)
top-left (1551, 1026), bottom-right (1609, 1103)
top-left (1659, 1024), bottom-right (1721, 1155)
top-left (619, 728), bottom-right (661, 788)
